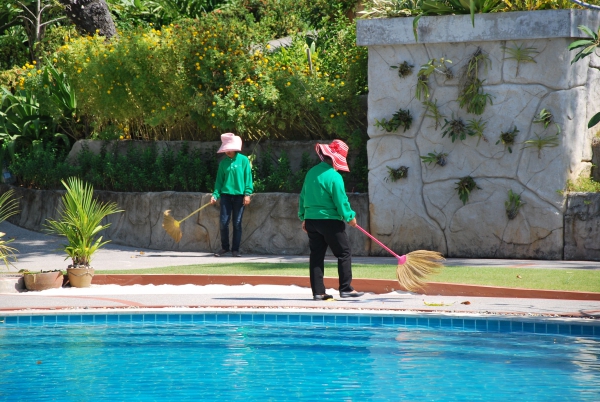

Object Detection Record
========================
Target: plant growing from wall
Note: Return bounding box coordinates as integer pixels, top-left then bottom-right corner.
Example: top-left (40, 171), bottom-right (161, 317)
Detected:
top-left (385, 165), bottom-right (409, 182)
top-left (455, 176), bottom-right (480, 205)
top-left (422, 99), bottom-right (445, 130)
top-left (533, 108), bottom-right (553, 129)
top-left (505, 189), bottom-right (524, 220)
top-left (522, 133), bottom-right (560, 158)
top-left (503, 42), bottom-right (539, 76)
top-left (457, 48), bottom-right (493, 115)
top-left (496, 126), bottom-right (519, 153)
top-left (420, 151), bottom-right (448, 167)
top-left (441, 116), bottom-right (475, 142)
top-left (569, 25), bottom-right (600, 128)
top-left (569, 25), bottom-right (600, 65)
top-left (416, 74), bottom-right (430, 100)
top-left (466, 117), bottom-right (487, 145)
top-left (391, 61), bottom-right (414, 78)
top-left (416, 58), bottom-right (452, 100)
top-left (374, 108), bottom-right (412, 132)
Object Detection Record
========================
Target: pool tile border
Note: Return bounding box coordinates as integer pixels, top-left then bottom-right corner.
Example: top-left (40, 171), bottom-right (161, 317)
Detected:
top-left (2, 312), bottom-right (599, 338)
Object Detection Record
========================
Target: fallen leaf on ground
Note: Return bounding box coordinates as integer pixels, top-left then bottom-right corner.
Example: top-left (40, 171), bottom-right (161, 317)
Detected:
top-left (423, 300), bottom-right (455, 306)
top-left (516, 275), bottom-right (522, 278)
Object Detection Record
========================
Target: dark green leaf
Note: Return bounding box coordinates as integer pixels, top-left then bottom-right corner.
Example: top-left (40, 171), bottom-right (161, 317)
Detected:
top-left (588, 112), bottom-right (600, 128)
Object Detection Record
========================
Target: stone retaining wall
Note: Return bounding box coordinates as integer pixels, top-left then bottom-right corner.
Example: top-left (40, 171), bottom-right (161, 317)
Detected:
top-left (1, 184), bottom-right (371, 256)
top-left (564, 192), bottom-right (600, 261)
top-left (2, 183), bottom-right (598, 259)
top-left (357, 10), bottom-right (600, 259)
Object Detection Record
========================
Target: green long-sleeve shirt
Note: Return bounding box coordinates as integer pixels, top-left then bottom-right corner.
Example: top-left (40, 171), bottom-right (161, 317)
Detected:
top-left (298, 162), bottom-right (355, 222)
top-left (212, 153), bottom-right (254, 200)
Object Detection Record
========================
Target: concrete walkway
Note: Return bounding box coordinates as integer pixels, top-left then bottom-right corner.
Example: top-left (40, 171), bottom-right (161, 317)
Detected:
top-left (1, 221), bottom-right (599, 319)
top-left (2, 221), bottom-right (599, 271)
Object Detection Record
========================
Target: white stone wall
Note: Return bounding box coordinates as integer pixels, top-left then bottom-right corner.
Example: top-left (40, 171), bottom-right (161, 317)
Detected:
top-left (357, 10), bottom-right (600, 258)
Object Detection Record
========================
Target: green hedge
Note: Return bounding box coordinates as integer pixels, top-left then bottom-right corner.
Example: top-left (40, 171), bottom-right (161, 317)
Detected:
top-left (9, 141), bottom-right (368, 193)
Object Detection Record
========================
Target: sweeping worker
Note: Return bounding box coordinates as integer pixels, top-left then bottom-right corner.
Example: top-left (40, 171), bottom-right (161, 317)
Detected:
top-left (210, 133), bottom-right (253, 257)
top-left (298, 139), bottom-right (364, 300)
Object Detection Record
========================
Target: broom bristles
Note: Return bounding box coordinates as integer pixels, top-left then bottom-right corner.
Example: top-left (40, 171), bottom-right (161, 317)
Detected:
top-left (162, 210), bottom-right (183, 243)
top-left (396, 250), bottom-right (445, 292)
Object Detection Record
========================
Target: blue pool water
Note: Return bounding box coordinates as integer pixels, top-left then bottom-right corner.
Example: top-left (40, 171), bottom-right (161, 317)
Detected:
top-left (1, 313), bottom-right (599, 401)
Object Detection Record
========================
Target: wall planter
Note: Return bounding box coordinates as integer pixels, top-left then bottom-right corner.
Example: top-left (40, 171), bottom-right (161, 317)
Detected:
top-left (357, 10), bottom-right (600, 259)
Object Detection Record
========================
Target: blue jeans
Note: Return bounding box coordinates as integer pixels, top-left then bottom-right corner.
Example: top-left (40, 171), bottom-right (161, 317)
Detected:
top-left (219, 194), bottom-right (245, 252)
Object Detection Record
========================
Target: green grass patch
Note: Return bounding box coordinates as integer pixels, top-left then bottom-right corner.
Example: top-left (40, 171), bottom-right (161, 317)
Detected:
top-left (96, 263), bottom-right (600, 293)
top-left (430, 266), bottom-right (600, 293)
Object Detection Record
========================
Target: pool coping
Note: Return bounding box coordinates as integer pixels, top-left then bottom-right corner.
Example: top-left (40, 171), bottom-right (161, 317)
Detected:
top-left (2, 308), bottom-right (599, 337)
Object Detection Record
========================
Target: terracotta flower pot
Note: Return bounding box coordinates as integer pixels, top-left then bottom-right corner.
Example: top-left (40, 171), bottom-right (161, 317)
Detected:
top-left (67, 266), bottom-right (95, 288)
top-left (23, 271), bottom-right (64, 291)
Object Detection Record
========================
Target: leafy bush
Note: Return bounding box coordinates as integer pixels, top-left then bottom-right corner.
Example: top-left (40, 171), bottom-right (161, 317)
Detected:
top-left (9, 146), bottom-right (77, 189)
top-left (0, 29), bottom-right (28, 70)
top-left (13, 7), bottom-right (367, 143)
top-left (0, 86), bottom-right (70, 157)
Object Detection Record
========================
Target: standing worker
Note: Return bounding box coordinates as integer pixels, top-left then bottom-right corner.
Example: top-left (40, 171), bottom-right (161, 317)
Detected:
top-left (211, 133), bottom-right (253, 257)
top-left (298, 140), bottom-right (364, 300)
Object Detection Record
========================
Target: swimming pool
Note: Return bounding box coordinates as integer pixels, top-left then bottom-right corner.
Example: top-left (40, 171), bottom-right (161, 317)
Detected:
top-left (1, 312), bottom-right (599, 401)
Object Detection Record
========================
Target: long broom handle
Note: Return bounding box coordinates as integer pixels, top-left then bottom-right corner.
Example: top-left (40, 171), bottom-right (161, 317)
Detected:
top-left (354, 224), bottom-right (402, 259)
top-left (179, 202), bottom-right (211, 223)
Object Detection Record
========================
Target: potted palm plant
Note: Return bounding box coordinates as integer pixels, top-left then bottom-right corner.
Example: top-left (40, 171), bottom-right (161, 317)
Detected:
top-left (0, 188), bottom-right (27, 292)
top-left (45, 177), bottom-right (122, 288)
top-left (0, 189), bottom-right (19, 265)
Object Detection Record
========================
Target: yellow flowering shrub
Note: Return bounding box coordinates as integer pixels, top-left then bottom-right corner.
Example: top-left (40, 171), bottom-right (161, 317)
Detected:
top-left (17, 10), bottom-right (367, 142)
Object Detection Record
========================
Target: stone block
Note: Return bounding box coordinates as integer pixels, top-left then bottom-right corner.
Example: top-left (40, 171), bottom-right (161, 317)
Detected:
top-left (564, 193), bottom-right (600, 260)
top-left (357, 10), bottom-right (600, 46)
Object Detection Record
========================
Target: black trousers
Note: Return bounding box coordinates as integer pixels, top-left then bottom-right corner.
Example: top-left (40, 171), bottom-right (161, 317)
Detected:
top-left (305, 219), bottom-right (354, 295)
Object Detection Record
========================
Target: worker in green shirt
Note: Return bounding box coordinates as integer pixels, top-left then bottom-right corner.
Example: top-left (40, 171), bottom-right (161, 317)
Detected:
top-left (210, 133), bottom-right (253, 257)
top-left (298, 139), bottom-right (364, 301)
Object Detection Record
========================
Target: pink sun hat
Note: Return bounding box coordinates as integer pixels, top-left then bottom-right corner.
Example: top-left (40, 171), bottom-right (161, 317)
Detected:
top-left (217, 133), bottom-right (243, 153)
top-left (316, 139), bottom-right (350, 172)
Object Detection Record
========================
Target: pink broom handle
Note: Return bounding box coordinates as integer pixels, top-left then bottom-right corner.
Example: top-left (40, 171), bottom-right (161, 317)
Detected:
top-left (354, 224), bottom-right (407, 265)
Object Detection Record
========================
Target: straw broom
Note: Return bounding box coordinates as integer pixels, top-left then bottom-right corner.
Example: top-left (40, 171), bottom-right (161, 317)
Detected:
top-left (354, 224), bottom-right (445, 292)
top-left (162, 202), bottom-right (211, 243)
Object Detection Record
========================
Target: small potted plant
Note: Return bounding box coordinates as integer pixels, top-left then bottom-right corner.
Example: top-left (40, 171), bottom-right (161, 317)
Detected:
top-left (45, 177), bottom-right (122, 288)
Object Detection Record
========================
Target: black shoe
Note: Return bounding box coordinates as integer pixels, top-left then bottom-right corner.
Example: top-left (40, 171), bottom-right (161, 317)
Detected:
top-left (232, 251), bottom-right (242, 257)
top-left (339, 291), bottom-right (364, 298)
top-left (313, 294), bottom-right (334, 301)
top-left (214, 249), bottom-right (229, 257)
